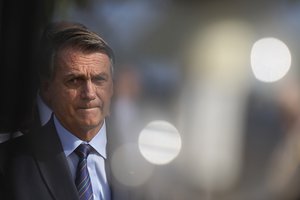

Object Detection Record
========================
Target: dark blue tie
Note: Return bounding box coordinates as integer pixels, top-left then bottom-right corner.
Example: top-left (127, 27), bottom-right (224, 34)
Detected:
top-left (75, 144), bottom-right (94, 200)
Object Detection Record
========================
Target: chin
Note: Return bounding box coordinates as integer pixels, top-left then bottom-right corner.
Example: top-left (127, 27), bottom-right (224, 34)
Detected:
top-left (80, 119), bottom-right (103, 128)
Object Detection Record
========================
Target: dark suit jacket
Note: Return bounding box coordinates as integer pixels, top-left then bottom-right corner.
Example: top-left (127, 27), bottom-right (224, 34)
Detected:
top-left (0, 117), bottom-right (129, 200)
top-left (0, 118), bottom-right (79, 199)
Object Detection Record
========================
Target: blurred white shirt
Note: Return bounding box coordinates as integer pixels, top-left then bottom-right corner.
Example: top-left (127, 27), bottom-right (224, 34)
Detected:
top-left (36, 93), bottom-right (52, 126)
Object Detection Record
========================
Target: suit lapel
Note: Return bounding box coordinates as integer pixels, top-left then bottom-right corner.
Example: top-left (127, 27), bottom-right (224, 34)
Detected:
top-left (30, 118), bottom-right (79, 200)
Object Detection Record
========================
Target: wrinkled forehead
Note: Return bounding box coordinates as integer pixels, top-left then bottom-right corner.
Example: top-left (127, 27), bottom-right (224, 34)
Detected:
top-left (56, 45), bottom-right (111, 60)
top-left (54, 47), bottom-right (113, 74)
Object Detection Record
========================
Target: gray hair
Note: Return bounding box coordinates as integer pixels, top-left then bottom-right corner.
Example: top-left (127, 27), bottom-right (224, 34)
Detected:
top-left (37, 21), bottom-right (114, 81)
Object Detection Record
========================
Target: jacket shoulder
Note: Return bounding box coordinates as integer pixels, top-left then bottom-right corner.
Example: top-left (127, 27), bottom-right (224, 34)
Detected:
top-left (0, 134), bottom-right (31, 168)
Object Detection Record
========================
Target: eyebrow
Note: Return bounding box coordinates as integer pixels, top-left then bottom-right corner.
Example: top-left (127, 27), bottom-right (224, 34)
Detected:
top-left (64, 72), bottom-right (109, 79)
top-left (64, 73), bottom-right (85, 80)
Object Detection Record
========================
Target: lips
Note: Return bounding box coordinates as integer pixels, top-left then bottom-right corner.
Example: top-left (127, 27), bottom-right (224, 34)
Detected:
top-left (78, 106), bottom-right (98, 109)
top-left (77, 107), bottom-right (99, 111)
top-left (77, 103), bottom-right (100, 109)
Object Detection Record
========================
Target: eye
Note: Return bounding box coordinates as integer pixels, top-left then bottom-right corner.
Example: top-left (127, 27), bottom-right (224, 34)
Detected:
top-left (66, 77), bottom-right (84, 87)
top-left (92, 76), bottom-right (106, 85)
top-left (68, 78), bottom-right (79, 84)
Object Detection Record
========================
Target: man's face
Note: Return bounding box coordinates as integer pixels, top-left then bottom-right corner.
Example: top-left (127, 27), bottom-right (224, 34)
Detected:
top-left (46, 48), bottom-right (113, 139)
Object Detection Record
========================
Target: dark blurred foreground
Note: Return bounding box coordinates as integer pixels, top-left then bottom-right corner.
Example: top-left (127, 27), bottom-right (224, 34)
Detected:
top-left (0, 0), bottom-right (54, 132)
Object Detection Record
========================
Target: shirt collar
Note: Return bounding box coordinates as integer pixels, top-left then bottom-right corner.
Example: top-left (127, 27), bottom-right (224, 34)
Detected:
top-left (36, 93), bottom-right (52, 126)
top-left (54, 115), bottom-right (107, 159)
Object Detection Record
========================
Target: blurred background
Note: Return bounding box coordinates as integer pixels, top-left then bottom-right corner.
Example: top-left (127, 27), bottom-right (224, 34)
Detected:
top-left (2, 0), bottom-right (300, 199)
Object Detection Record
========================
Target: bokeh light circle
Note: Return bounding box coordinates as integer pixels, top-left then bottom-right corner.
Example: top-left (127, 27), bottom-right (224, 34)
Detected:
top-left (251, 37), bottom-right (291, 82)
top-left (138, 120), bottom-right (182, 165)
top-left (111, 143), bottom-right (154, 187)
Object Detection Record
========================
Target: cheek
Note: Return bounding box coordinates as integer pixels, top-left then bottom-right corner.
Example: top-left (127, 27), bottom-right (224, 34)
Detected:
top-left (52, 88), bottom-right (78, 109)
top-left (101, 87), bottom-right (113, 102)
top-left (97, 83), bottom-right (113, 99)
top-left (107, 82), bottom-right (114, 98)
top-left (63, 91), bottom-right (78, 106)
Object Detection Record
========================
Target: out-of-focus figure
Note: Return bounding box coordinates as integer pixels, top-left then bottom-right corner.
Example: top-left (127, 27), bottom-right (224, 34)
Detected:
top-left (113, 65), bottom-right (143, 145)
top-left (265, 77), bottom-right (300, 200)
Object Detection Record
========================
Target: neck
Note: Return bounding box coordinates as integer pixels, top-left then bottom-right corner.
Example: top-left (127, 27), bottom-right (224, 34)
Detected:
top-left (71, 122), bottom-right (103, 142)
top-left (74, 127), bottom-right (100, 142)
top-left (54, 115), bottom-right (104, 142)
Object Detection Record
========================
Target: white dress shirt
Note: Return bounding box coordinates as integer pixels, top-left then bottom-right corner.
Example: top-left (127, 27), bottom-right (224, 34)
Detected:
top-left (54, 116), bottom-right (111, 200)
top-left (36, 93), bottom-right (52, 126)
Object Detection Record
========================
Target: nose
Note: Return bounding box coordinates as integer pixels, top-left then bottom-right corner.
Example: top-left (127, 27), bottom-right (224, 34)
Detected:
top-left (81, 80), bottom-right (96, 100)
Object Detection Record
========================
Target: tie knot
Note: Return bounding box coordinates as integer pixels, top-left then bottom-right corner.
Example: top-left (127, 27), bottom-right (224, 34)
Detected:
top-left (75, 144), bottom-right (93, 159)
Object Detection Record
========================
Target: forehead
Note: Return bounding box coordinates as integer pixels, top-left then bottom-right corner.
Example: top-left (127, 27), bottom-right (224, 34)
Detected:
top-left (55, 48), bottom-right (111, 74)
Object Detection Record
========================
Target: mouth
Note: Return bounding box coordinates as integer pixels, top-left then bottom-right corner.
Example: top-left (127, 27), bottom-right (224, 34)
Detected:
top-left (77, 102), bottom-right (103, 113)
top-left (78, 107), bottom-right (99, 110)
top-left (77, 106), bottom-right (100, 112)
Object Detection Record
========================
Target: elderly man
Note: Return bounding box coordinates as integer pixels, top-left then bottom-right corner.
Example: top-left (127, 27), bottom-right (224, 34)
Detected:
top-left (0, 21), bottom-right (116, 200)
